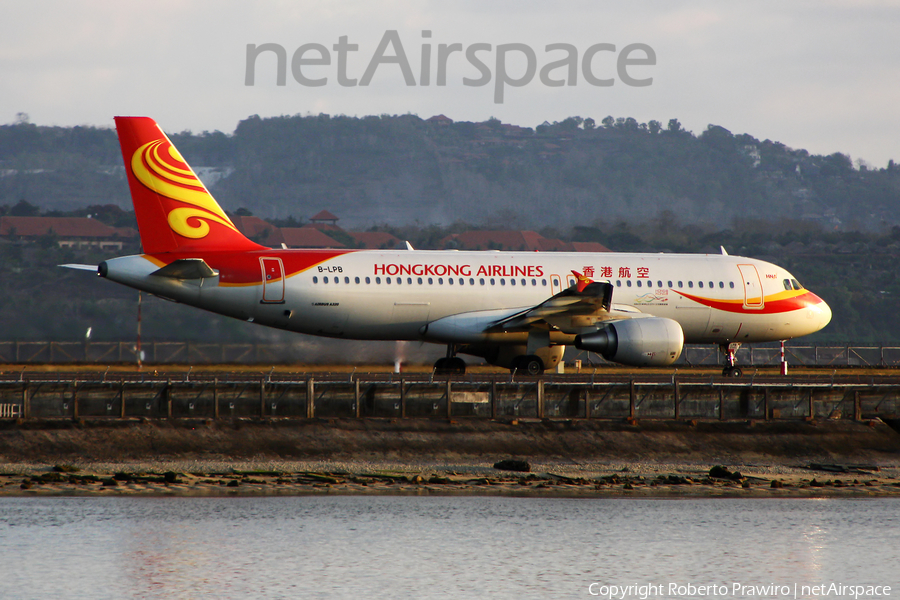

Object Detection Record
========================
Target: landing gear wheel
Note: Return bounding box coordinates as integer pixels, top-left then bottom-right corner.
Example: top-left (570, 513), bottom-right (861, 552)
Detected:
top-left (513, 355), bottom-right (544, 376)
top-left (722, 366), bottom-right (743, 378)
top-left (434, 357), bottom-right (466, 374)
top-left (719, 343), bottom-right (743, 379)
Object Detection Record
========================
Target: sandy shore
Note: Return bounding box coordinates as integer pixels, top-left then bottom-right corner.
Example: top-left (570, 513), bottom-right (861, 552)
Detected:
top-left (2, 417), bottom-right (900, 497)
top-left (3, 458), bottom-right (900, 498)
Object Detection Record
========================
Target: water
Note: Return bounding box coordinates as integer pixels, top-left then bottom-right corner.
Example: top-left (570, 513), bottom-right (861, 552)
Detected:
top-left (0, 497), bottom-right (898, 599)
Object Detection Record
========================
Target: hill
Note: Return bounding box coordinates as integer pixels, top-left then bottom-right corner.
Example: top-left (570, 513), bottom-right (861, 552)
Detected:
top-left (1, 113), bottom-right (899, 231)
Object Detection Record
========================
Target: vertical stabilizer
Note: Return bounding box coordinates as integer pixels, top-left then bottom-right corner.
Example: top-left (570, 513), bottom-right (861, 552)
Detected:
top-left (114, 116), bottom-right (263, 254)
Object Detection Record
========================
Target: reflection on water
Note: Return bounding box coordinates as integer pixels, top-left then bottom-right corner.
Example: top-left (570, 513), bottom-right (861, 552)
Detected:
top-left (1, 497), bottom-right (898, 599)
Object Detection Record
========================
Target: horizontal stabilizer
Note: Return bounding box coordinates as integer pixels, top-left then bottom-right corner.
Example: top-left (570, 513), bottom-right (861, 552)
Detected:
top-left (60, 263), bottom-right (99, 273)
top-left (151, 258), bottom-right (218, 279)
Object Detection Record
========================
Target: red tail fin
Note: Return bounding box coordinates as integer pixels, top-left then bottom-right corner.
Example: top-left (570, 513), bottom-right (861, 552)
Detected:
top-left (115, 116), bottom-right (263, 254)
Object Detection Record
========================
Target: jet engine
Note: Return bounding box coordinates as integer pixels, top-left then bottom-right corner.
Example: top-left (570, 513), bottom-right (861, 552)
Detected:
top-left (574, 317), bottom-right (683, 366)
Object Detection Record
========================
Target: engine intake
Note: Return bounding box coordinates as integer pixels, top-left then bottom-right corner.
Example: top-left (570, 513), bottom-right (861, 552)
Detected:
top-left (574, 317), bottom-right (684, 366)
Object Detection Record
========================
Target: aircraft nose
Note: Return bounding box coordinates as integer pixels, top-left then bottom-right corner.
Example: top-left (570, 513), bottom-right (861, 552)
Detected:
top-left (807, 293), bottom-right (832, 333)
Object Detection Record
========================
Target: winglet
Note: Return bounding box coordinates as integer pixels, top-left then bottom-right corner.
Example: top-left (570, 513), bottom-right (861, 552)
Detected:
top-left (571, 270), bottom-right (593, 293)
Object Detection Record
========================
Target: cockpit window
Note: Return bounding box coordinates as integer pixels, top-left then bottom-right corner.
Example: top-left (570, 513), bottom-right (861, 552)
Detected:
top-left (783, 279), bottom-right (792, 291)
top-left (791, 279), bottom-right (804, 290)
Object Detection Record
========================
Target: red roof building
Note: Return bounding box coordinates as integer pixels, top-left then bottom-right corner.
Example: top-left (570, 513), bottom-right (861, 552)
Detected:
top-left (349, 231), bottom-right (402, 249)
top-left (0, 216), bottom-right (138, 250)
top-left (442, 230), bottom-right (610, 253)
top-left (232, 215), bottom-right (284, 246)
top-left (279, 227), bottom-right (345, 248)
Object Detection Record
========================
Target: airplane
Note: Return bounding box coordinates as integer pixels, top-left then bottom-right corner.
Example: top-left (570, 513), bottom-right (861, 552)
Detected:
top-left (63, 117), bottom-right (832, 376)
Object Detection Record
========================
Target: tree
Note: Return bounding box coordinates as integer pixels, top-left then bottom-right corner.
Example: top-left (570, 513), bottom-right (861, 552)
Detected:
top-left (9, 199), bottom-right (40, 216)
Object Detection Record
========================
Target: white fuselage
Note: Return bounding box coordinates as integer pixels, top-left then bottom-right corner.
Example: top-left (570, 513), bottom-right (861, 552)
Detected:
top-left (101, 249), bottom-right (832, 347)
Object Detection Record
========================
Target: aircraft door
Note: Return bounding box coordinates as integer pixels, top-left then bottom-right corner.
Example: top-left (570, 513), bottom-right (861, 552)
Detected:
top-left (260, 257), bottom-right (285, 304)
top-left (737, 264), bottom-right (764, 309)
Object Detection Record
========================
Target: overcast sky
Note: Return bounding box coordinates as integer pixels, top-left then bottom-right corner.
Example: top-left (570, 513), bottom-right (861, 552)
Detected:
top-left (2, 0), bottom-right (897, 166)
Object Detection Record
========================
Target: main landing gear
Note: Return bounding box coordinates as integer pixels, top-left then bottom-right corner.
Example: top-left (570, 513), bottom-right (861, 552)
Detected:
top-left (720, 342), bottom-right (742, 377)
top-left (434, 345), bottom-right (466, 374)
top-left (511, 355), bottom-right (544, 376)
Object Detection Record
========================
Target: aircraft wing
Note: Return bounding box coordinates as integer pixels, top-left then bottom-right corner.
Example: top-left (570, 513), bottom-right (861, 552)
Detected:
top-left (485, 271), bottom-right (619, 333)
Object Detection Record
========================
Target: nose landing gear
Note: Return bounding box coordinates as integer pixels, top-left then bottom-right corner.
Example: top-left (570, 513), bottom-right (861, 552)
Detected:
top-left (434, 345), bottom-right (466, 374)
top-left (721, 342), bottom-right (743, 377)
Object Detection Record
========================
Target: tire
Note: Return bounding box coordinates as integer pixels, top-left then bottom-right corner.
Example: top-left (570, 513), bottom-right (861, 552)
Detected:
top-left (520, 355), bottom-right (544, 376)
top-left (448, 357), bottom-right (467, 374)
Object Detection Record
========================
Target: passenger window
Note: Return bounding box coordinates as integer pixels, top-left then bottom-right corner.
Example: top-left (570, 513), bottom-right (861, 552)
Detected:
top-left (365, 277), bottom-right (371, 284)
top-left (407, 277), bottom-right (412, 284)
top-left (324, 276), bottom-right (329, 284)
top-left (480, 278), bottom-right (485, 285)
top-left (448, 278), bottom-right (453, 285)
top-left (709, 281), bottom-right (713, 289)
top-left (626, 280), bottom-right (632, 287)
top-left (510, 279), bottom-right (516, 286)
top-left (616, 280), bottom-right (621, 287)
top-left (678, 281), bottom-right (683, 288)
top-left (313, 276), bottom-right (318, 284)
top-left (657, 281), bottom-right (662, 288)
top-left (438, 278), bottom-right (443, 284)
top-left (490, 279), bottom-right (496, 285)
top-left (459, 278), bottom-right (464, 285)
top-left (418, 277), bottom-right (423, 284)
top-left (636, 280), bottom-right (642, 287)
top-left (521, 279), bottom-right (526, 286)
top-left (428, 277), bottom-right (433, 285)
top-left (385, 277), bottom-right (390, 284)
top-left (344, 277), bottom-right (350, 284)
top-left (531, 279), bottom-right (536, 286)
top-left (729, 282), bottom-right (735, 289)
top-left (470, 278), bottom-right (475, 285)
top-left (698, 281), bottom-right (703, 288)
top-left (718, 281), bottom-right (724, 288)
top-left (501, 279), bottom-right (506, 286)
top-left (355, 277), bottom-right (360, 284)
top-left (688, 281), bottom-right (693, 288)
top-left (667, 280), bottom-right (672, 288)
top-left (375, 277), bottom-right (381, 284)
top-left (542, 279), bottom-right (547, 286)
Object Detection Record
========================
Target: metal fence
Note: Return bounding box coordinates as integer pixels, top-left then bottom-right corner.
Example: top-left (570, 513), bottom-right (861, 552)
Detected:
top-left (1, 376), bottom-right (898, 421)
top-left (1, 341), bottom-right (899, 368)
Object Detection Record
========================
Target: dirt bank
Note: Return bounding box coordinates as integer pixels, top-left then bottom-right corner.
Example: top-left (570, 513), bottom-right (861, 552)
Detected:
top-left (2, 418), bottom-right (899, 465)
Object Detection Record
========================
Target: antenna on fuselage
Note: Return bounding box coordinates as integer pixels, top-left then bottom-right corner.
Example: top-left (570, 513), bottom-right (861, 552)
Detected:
top-left (405, 241), bottom-right (414, 250)
top-left (720, 246), bottom-right (729, 255)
